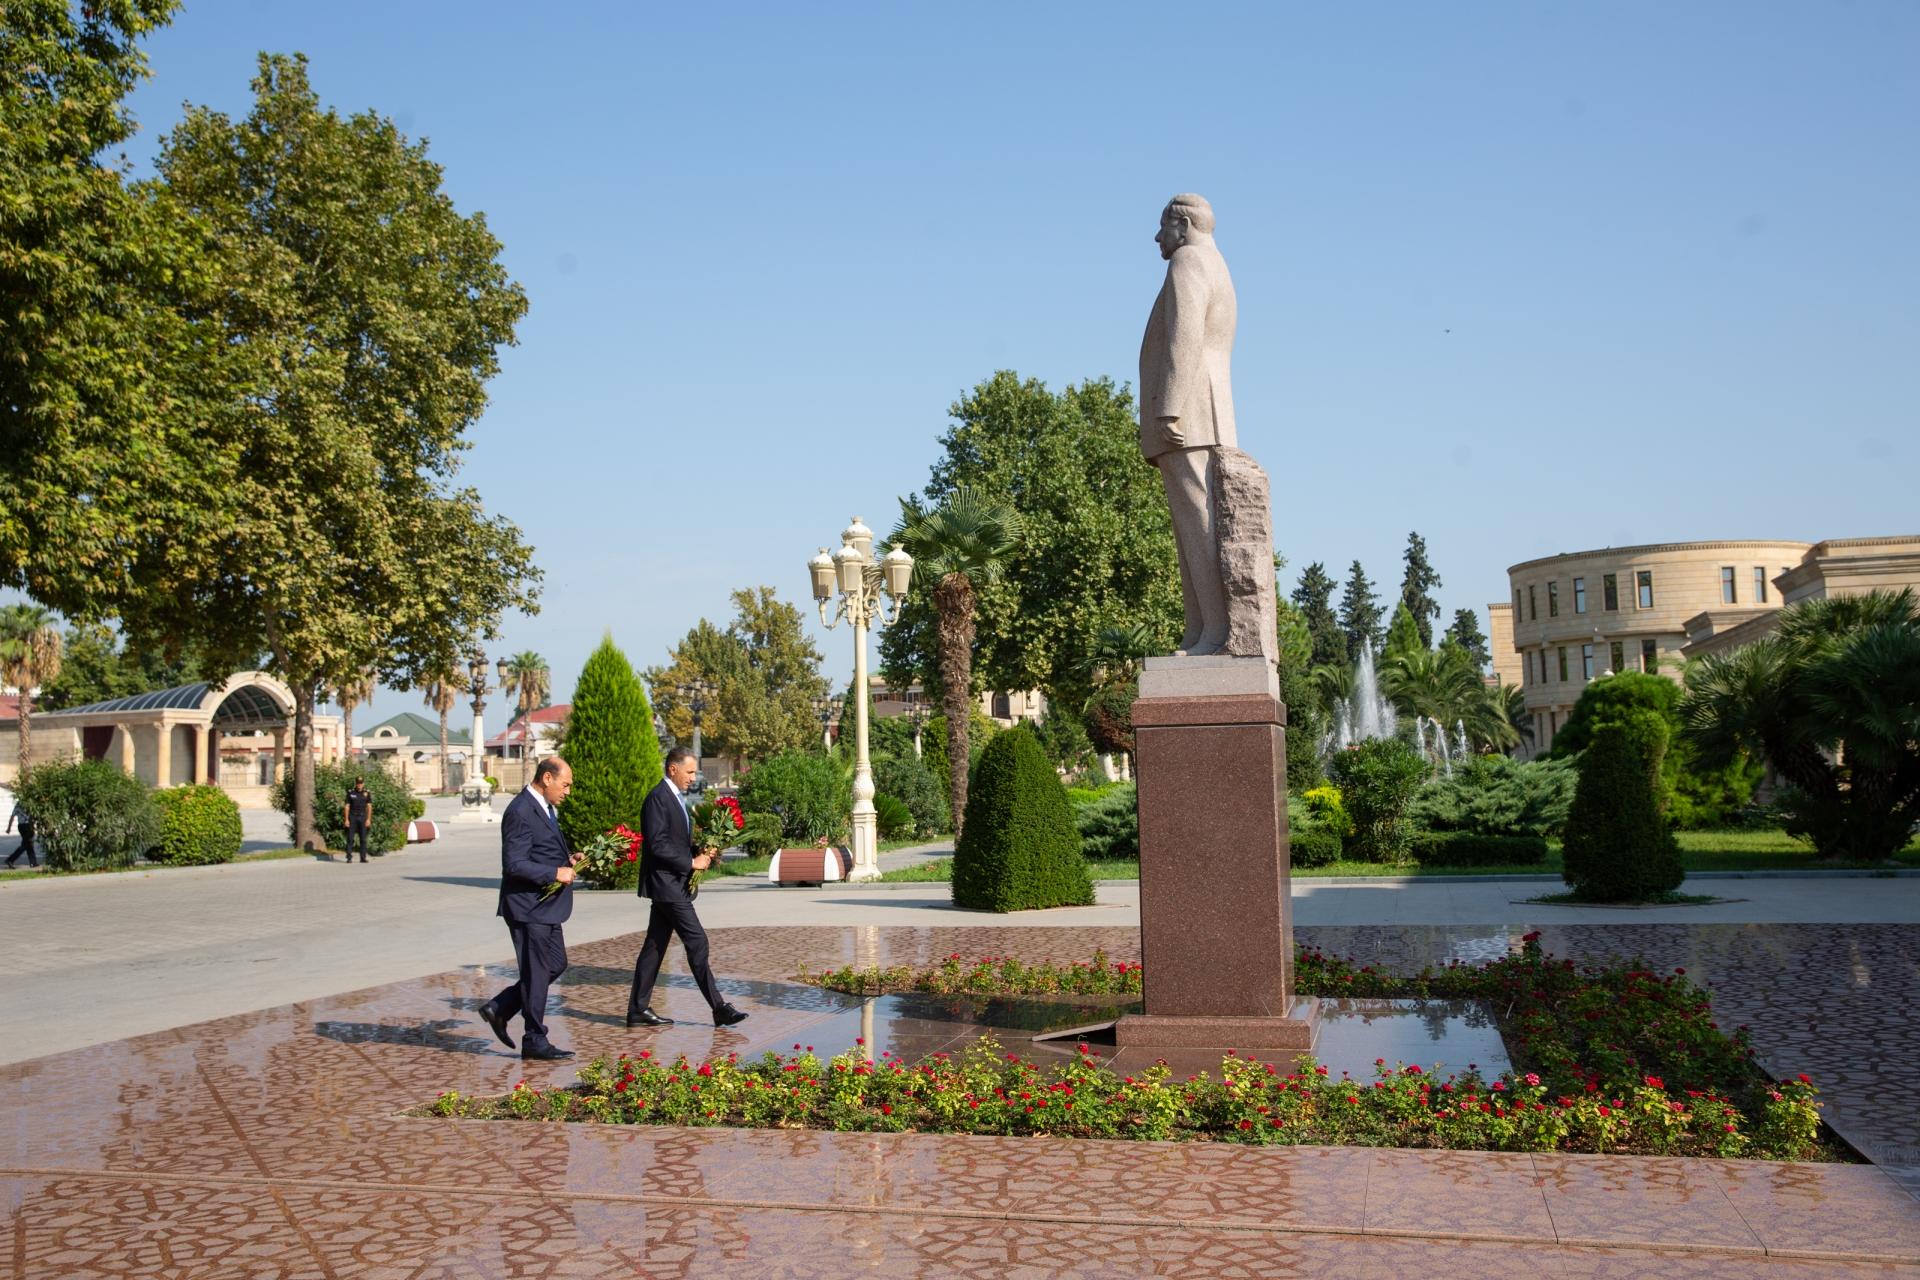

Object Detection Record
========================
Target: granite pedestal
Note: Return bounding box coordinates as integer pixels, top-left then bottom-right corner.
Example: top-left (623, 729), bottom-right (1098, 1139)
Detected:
top-left (1115, 656), bottom-right (1318, 1052)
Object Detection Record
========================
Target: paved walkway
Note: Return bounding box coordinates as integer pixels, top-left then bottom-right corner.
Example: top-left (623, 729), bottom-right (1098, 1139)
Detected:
top-left (4, 924), bottom-right (1918, 1277)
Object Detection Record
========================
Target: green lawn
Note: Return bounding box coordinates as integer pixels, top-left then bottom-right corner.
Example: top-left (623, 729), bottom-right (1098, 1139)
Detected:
top-left (0, 845), bottom-right (333, 882)
top-left (875, 857), bottom-right (1140, 884)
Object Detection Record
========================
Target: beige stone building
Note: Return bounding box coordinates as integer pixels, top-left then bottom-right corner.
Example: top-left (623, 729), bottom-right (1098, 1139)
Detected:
top-left (1505, 541), bottom-right (1811, 757)
top-left (1682, 536), bottom-right (1920, 661)
top-left (1485, 602), bottom-right (1522, 690)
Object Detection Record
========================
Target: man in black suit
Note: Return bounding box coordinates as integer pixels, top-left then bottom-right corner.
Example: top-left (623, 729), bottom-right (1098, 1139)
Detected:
top-left (478, 756), bottom-right (582, 1060)
top-left (626, 746), bottom-right (747, 1029)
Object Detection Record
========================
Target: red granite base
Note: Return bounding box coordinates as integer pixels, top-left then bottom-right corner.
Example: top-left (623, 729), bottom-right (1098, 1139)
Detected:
top-left (1115, 998), bottom-right (1320, 1050)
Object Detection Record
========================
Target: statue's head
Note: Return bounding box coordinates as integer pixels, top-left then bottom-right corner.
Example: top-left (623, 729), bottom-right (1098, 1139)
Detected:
top-left (1156, 193), bottom-right (1214, 260)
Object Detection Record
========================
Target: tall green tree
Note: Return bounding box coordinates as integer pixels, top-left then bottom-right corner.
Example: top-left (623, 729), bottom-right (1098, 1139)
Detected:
top-left (1290, 561), bottom-right (1346, 671)
top-left (889, 489), bottom-right (1024, 840)
top-left (1398, 531), bottom-right (1443, 649)
top-left (1338, 560), bottom-right (1385, 662)
top-left (144, 54), bottom-right (538, 848)
top-left (1448, 608), bottom-right (1491, 670)
top-left (1682, 589), bottom-right (1920, 861)
top-left (504, 651), bottom-right (550, 720)
top-left (0, 1), bottom-right (240, 624)
top-left (420, 666), bottom-right (464, 791)
top-left (559, 636), bottom-right (661, 848)
top-left (880, 372), bottom-right (1181, 710)
top-left (0, 605), bottom-right (63, 774)
top-left (1383, 601), bottom-right (1425, 660)
top-left (646, 588), bottom-right (828, 764)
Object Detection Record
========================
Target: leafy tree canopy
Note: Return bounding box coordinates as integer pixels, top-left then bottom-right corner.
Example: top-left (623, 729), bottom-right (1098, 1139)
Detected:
top-left (1398, 531), bottom-right (1443, 649)
top-left (646, 587), bottom-right (829, 765)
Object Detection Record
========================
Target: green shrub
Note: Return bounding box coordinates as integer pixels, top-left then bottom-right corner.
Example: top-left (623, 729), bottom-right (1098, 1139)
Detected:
top-left (1410, 831), bottom-right (1549, 868)
top-left (152, 785), bottom-right (242, 866)
top-left (558, 636), bottom-right (662, 852)
top-left (872, 753), bottom-right (950, 835)
top-left (1553, 671), bottom-right (1759, 827)
top-left (1064, 784), bottom-right (1114, 808)
top-left (15, 759), bottom-right (160, 871)
top-left (1301, 784), bottom-right (1352, 836)
top-left (739, 751), bottom-right (852, 843)
top-left (1562, 722), bottom-right (1683, 901)
top-left (952, 726), bottom-right (1094, 912)
top-left (736, 811), bottom-right (783, 857)
top-left (1327, 738), bottom-right (1429, 863)
top-left (920, 708), bottom-right (998, 804)
top-left (407, 796), bottom-right (427, 821)
top-left (873, 793), bottom-right (916, 840)
top-left (1407, 755), bottom-right (1577, 838)
top-left (1072, 782), bottom-right (1138, 860)
top-left (1291, 828), bottom-right (1342, 867)
top-left (273, 763), bottom-right (410, 853)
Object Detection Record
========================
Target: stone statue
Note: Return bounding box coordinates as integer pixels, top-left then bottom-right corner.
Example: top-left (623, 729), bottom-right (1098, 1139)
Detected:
top-left (1139, 193), bottom-right (1273, 660)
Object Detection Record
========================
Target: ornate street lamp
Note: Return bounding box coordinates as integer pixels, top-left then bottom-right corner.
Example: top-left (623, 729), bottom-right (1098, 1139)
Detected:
top-left (807, 518), bottom-right (912, 880)
top-left (907, 702), bottom-right (932, 759)
top-left (677, 678), bottom-right (715, 782)
top-left (811, 693), bottom-right (838, 752)
top-left (467, 650), bottom-right (509, 785)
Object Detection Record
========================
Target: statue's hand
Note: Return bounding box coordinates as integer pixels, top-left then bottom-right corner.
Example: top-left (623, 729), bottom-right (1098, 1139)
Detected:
top-left (1157, 416), bottom-right (1185, 450)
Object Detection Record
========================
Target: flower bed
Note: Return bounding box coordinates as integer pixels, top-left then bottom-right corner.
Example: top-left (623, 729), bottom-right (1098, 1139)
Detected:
top-left (429, 937), bottom-right (1834, 1160)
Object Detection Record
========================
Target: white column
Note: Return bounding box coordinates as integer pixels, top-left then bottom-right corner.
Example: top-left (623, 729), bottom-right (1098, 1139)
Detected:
top-left (193, 726), bottom-right (209, 785)
top-left (848, 601), bottom-right (879, 881)
top-left (271, 727), bottom-right (288, 782)
top-left (155, 723), bottom-right (173, 789)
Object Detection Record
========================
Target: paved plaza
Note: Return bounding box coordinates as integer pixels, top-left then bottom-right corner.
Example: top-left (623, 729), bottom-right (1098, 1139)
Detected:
top-left (5, 809), bottom-right (1920, 1275)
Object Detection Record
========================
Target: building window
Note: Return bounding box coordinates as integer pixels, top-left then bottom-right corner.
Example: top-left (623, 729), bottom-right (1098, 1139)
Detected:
top-left (1610, 640), bottom-right (1625, 673)
top-left (1529, 584), bottom-right (1537, 621)
top-left (1642, 638), bottom-right (1658, 674)
top-left (1754, 567), bottom-right (1768, 603)
top-left (1548, 581), bottom-right (1560, 617)
top-left (1514, 588), bottom-right (1521, 615)
top-left (1636, 570), bottom-right (1654, 609)
top-left (1603, 573), bottom-right (1619, 611)
top-left (1582, 643), bottom-right (1594, 680)
top-left (1721, 566), bottom-right (1737, 604)
top-left (1573, 577), bottom-right (1587, 613)
top-left (1557, 647), bottom-right (1568, 682)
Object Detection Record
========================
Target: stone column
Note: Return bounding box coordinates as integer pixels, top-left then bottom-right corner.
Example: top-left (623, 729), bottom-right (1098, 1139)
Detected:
top-left (155, 722), bottom-right (173, 789)
top-left (117, 726), bottom-right (136, 775)
top-left (208, 729), bottom-right (222, 786)
top-left (1115, 656), bottom-right (1316, 1053)
top-left (193, 726), bottom-right (209, 785)
top-left (272, 727), bottom-right (288, 782)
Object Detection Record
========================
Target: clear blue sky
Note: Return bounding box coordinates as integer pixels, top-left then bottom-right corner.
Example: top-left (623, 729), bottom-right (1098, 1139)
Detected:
top-left (70, 2), bottom-right (1920, 725)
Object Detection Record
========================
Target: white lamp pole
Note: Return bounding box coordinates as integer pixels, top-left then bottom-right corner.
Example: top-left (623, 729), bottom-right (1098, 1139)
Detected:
top-left (808, 517), bottom-right (913, 882)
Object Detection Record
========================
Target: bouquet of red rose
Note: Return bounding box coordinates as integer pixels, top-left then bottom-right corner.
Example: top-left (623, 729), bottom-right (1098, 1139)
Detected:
top-left (542, 823), bottom-right (642, 898)
top-left (687, 795), bottom-right (745, 896)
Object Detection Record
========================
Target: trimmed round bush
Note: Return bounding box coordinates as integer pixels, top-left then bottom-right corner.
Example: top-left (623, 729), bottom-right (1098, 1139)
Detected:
top-left (559, 637), bottom-right (662, 854)
top-left (873, 792), bottom-right (916, 841)
top-left (1327, 738), bottom-right (1429, 864)
top-left (15, 758), bottom-right (160, 872)
top-left (952, 726), bottom-right (1094, 912)
top-left (1072, 782), bottom-right (1138, 860)
top-left (153, 785), bottom-right (243, 865)
top-left (738, 751), bottom-right (851, 844)
top-left (1562, 721), bottom-right (1684, 901)
top-left (1290, 828), bottom-right (1342, 868)
top-left (274, 763), bottom-right (410, 853)
top-left (1410, 831), bottom-right (1548, 868)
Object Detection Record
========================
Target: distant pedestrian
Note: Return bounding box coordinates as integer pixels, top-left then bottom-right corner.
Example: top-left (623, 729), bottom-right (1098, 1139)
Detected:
top-left (342, 777), bottom-right (374, 863)
top-left (4, 799), bottom-right (37, 869)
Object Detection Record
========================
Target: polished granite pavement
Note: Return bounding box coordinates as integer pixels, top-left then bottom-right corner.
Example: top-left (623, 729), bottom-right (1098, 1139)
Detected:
top-left (3, 923), bottom-right (1918, 1278)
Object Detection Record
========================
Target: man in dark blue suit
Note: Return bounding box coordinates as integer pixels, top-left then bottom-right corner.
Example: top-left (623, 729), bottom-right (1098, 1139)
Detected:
top-left (625, 747), bottom-right (748, 1028)
top-left (478, 756), bottom-right (582, 1060)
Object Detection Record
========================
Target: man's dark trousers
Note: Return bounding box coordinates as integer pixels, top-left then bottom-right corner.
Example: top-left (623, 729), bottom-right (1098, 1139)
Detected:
top-left (626, 778), bottom-right (726, 1017)
top-left (490, 787), bottom-right (574, 1052)
top-left (345, 822), bottom-right (371, 862)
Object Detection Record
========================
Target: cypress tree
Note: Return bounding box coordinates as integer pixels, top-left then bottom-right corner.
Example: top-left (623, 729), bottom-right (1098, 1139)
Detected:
top-left (1447, 608), bottom-right (1491, 669)
top-left (559, 635), bottom-right (662, 856)
top-left (1290, 561), bottom-right (1346, 670)
top-left (1399, 531), bottom-right (1443, 649)
top-left (952, 725), bottom-right (1093, 912)
top-left (1561, 719), bottom-right (1683, 901)
top-left (1338, 560), bottom-right (1385, 662)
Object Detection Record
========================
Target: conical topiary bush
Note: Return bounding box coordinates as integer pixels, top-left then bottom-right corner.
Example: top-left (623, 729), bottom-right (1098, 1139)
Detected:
top-left (952, 725), bottom-right (1094, 912)
top-left (558, 635), bottom-right (661, 885)
top-left (1561, 718), bottom-right (1683, 901)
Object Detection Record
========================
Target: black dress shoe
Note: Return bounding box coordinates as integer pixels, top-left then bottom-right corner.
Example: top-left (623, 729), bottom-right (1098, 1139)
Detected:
top-left (522, 1043), bottom-right (573, 1061)
top-left (477, 1002), bottom-right (516, 1050)
top-left (626, 1008), bottom-right (674, 1028)
top-left (713, 1005), bottom-right (749, 1028)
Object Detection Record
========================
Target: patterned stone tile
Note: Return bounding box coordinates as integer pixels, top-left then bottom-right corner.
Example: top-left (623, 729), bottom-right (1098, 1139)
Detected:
top-left (1713, 1159), bottom-right (1920, 1262)
top-left (0, 1175), bottom-right (327, 1279)
top-left (1551, 1245), bottom-right (1920, 1278)
top-left (1531, 1154), bottom-right (1763, 1251)
top-left (1362, 1147), bottom-right (1557, 1242)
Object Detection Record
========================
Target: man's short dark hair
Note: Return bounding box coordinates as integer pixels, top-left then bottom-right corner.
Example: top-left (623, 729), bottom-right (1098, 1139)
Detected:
top-left (533, 756), bottom-right (567, 785)
top-left (665, 746), bottom-right (696, 770)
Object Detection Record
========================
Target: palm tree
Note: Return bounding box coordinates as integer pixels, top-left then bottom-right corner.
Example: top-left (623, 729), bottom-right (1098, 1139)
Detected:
top-left (329, 672), bottom-right (375, 760)
top-left (503, 651), bottom-right (550, 759)
top-left (1682, 588), bottom-right (1920, 861)
top-left (0, 605), bottom-right (63, 777)
top-left (889, 489), bottom-right (1024, 840)
top-left (1379, 643), bottom-right (1519, 753)
top-left (421, 669), bottom-right (466, 792)
top-left (1500, 681), bottom-right (1534, 754)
